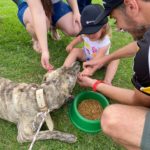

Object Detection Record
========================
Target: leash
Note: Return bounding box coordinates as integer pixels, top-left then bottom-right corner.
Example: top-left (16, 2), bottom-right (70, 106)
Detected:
top-left (29, 88), bottom-right (54, 150)
top-left (28, 109), bottom-right (50, 150)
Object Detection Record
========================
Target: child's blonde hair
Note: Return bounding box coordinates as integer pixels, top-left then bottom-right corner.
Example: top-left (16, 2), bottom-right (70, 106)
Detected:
top-left (100, 23), bottom-right (112, 40)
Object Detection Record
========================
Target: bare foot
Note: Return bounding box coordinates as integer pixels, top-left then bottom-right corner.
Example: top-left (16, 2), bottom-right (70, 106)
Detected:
top-left (32, 39), bottom-right (41, 53)
top-left (50, 26), bottom-right (61, 41)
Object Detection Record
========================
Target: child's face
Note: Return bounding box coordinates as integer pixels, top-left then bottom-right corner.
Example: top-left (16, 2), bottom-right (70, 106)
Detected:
top-left (85, 28), bottom-right (103, 41)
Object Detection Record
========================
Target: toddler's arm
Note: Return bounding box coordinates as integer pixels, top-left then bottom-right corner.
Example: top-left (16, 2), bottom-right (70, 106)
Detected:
top-left (66, 35), bottom-right (83, 52)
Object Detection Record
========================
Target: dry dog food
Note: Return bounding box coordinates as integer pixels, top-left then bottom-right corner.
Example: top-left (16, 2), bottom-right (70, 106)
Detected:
top-left (78, 99), bottom-right (103, 120)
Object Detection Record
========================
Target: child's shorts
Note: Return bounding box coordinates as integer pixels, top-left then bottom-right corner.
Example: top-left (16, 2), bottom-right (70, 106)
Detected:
top-left (17, 1), bottom-right (72, 27)
top-left (140, 111), bottom-right (150, 150)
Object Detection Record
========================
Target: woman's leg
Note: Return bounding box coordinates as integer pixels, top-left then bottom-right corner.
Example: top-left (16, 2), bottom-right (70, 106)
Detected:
top-left (50, 25), bottom-right (61, 40)
top-left (23, 7), bottom-right (50, 53)
top-left (104, 59), bottom-right (120, 85)
top-left (56, 12), bottom-right (81, 36)
top-left (63, 48), bottom-right (85, 68)
top-left (24, 11), bottom-right (41, 52)
top-left (52, 1), bottom-right (81, 36)
top-left (101, 104), bottom-right (149, 150)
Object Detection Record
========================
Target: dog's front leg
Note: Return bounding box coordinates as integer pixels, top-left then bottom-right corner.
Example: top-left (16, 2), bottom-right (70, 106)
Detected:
top-left (20, 130), bottom-right (77, 143)
top-left (17, 116), bottom-right (35, 143)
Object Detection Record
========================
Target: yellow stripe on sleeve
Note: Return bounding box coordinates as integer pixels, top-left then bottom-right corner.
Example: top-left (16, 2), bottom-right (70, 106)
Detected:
top-left (140, 87), bottom-right (150, 94)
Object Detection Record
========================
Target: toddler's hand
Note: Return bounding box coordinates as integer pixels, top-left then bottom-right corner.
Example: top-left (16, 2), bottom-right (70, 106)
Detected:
top-left (77, 73), bottom-right (96, 88)
top-left (80, 68), bottom-right (93, 76)
top-left (66, 44), bottom-right (73, 53)
top-left (80, 66), bottom-right (97, 76)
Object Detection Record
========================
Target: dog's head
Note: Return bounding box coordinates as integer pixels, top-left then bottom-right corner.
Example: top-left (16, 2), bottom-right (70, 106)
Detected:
top-left (41, 62), bottom-right (80, 111)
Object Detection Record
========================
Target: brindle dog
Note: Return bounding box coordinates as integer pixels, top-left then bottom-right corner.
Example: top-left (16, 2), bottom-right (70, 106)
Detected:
top-left (0, 62), bottom-right (80, 143)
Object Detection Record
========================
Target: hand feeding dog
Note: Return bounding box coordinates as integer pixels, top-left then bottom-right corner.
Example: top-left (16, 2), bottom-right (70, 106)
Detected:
top-left (0, 62), bottom-right (80, 144)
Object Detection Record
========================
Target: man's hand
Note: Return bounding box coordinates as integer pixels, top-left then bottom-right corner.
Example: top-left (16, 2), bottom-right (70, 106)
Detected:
top-left (83, 59), bottom-right (98, 69)
top-left (83, 57), bottom-right (107, 69)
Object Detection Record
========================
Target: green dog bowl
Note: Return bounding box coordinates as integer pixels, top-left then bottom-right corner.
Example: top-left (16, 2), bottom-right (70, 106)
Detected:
top-left (69, 91), bottom-right (109, 133)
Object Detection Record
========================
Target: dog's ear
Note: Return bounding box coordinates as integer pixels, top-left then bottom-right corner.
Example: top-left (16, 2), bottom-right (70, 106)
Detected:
top-left (42, 70), bottom-right (59, 83)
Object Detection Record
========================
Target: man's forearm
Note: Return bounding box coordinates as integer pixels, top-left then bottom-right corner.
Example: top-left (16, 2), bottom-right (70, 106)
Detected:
top-left (108, 41), bottom-right (138, 62)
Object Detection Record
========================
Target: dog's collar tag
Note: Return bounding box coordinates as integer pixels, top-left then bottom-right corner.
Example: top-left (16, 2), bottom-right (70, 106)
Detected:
top-left (36, 89), bottom-right (47, 111)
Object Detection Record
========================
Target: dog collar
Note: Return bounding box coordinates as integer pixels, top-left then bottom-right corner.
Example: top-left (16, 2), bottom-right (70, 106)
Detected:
top-left (36, 89), bottom-right (48, 111)
top-left (36, 89), bottom-right (54, 131)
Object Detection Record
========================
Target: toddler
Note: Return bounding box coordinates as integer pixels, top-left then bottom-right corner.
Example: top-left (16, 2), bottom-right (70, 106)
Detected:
top-left (63, 4), bottom-right (119, 85)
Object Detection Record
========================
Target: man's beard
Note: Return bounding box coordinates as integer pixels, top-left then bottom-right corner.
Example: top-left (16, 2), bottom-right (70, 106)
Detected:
top-left (126, 25), bottom-right (150, 40)
top-left (122, 14), bottom-right (150, 40)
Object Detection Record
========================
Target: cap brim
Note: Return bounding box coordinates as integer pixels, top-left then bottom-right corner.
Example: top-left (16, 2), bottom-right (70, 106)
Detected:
top-left (78, 25), bottom-right (103, 35)
top-left (94, 9), bottom-right (110, 25)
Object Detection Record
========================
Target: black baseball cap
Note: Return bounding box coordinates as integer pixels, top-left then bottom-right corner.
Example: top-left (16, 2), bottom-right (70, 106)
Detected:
top-left (79, 4), bottom-right (108, 35)
top-left (95, 0), bottom-right (124, 24)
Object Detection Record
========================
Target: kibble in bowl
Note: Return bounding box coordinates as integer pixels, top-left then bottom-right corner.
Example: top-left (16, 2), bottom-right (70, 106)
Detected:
top-left (69, 91), bottom-right (109, 133)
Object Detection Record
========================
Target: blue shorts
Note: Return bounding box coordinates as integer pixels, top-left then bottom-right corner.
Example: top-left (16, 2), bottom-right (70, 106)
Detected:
top-left (52, 1), bottom-right (72, 26)
top-left (17, 2), bottom-right (28, 26)
top-left (17, 1), bottom-right (72, 27)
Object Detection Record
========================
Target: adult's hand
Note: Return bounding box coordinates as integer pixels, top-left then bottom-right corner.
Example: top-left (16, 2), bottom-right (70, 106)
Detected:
top-left (73, 12), bottom-right (81, 29)
top-left (41, 51), bottom-right (54, 71)
top-left (83, 56), bottom-right (107, 69)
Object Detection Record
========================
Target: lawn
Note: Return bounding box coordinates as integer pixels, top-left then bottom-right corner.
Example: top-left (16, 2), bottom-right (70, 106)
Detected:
top-left (0, 0), bottom-right (133, 150)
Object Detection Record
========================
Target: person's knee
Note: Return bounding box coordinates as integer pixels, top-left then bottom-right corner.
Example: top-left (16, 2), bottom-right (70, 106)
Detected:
top-left (64, 25), bottom-right (80, 36)
top-left (101, 104), bottom-right (122, 137)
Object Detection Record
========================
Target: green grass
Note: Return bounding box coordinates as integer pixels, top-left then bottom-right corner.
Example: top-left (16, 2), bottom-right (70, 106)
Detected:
top-left (0, 0), bottom-right (133, 149)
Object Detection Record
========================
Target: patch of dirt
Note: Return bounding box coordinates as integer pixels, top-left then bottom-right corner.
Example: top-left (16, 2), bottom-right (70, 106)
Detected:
top-left (78, 99), bottom-right (103, 120)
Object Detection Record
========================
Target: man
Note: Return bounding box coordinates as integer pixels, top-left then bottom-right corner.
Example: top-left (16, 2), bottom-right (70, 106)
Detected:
top-left (77, 0), bottom-right (92, 13)
top-left (78, 0), bottom-right (150, 150)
